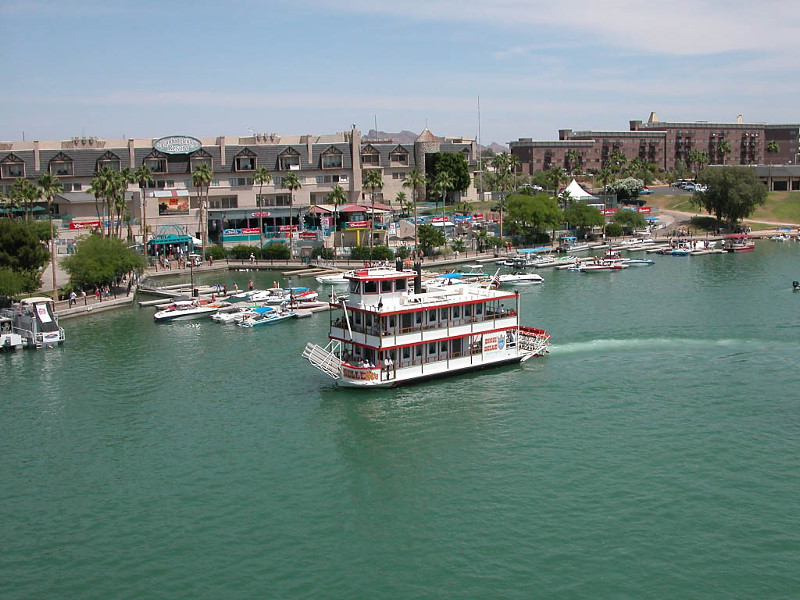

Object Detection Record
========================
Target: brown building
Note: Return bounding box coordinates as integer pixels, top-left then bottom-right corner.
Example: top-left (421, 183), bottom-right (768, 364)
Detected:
top-left (511, 112), bottom-right (800, 176)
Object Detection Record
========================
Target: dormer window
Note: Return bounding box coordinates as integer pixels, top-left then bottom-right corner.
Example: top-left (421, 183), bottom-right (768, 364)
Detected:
top-left (190, 148), bottom-right (213, 172)
top-left (0, 154), bottom-right (25, 179)
top-left (234, 148), bottom-right (256, 171)
top-left (49, 152), bottom-right (74, 177)
top-left (389, 147), bottom-right (408, 165)
top-left (321, 147), bottom-right (343, 169)
top-left (361, 145), bottom-right (379, 166)
top-left (278, 148), bottom-right (300, 170)
top-left (96, 150), bottom-right (121, 173)
top-left (143, 149), bottom-right (167, 173)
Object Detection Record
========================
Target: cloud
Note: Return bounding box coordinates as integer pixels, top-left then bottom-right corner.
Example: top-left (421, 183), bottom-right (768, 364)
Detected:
top-left (323, 0), bottom-right (800, 56)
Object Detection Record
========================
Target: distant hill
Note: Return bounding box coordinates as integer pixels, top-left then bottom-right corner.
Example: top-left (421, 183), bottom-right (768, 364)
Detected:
top-left (362, 129), bottom-right (508, 153)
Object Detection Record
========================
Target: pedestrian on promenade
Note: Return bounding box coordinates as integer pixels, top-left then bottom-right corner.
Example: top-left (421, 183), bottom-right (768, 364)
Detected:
top-left (69, 291), bottom-right (77, 307)
top-left (250, 253), bottom-right (255, 264)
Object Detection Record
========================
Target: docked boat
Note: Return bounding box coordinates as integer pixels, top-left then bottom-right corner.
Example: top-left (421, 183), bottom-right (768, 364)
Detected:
top-left (556, 236), bottom-right (590, 253)
top-left (0, 314), bottom-right (24, 351)
top-left (497, 272), bottom-right (544, 285)
top-left (723, 234), bottom-right (755, 252)
top-left (211, 305), bottom-right (273, 324)
top-left (153, 299), bottom-right (231, 322)
top-left (301, 261), bottom-right (550, 388)
top-left (238, 307), bottom-right (297, 327)
top-left (0, 297), bottom-right (65, 348)
top-left (315, 272), bottom-right (349, 285)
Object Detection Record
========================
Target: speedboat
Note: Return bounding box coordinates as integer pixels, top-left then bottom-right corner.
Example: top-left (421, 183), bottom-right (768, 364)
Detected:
top-left (238, 308), bottom-right (297, 327)
top-left (497, 272), bottom-right (544, 285)
top-left (154, 299), bottom-right (230, 322)
top-left (315, 272), bottom-right (349, 285)
top-left (211, 305), bottom-right (273, 324)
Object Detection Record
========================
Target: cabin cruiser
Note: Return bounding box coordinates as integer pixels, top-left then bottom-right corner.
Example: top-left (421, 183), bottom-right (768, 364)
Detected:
top-left (0, 297), bottom-right (65, 348)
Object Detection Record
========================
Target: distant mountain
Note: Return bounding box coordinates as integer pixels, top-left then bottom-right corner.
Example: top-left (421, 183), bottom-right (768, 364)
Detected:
top-left (363, 129), bottom-right (508, 154)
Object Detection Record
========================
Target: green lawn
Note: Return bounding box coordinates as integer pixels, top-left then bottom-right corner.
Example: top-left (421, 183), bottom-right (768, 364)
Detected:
top-left (647, 190), bottom-right (800, 225)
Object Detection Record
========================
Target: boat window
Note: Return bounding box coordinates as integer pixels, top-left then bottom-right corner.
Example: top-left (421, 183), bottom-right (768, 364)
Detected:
top-left (428, 343), bottom-right (436, 355)
top-left (428, 309), bottom-right (437, 322)
top-left (353, 312), bottom-right (362, 325)
top-left (389, 315), bottom-right (396, 328)
top-left (415, 311), bottom-right (423, 324)
top-left (349, 280), bottom-right (360, 294)
top-left (415, 345), bottom-right (422, 357)
top-left (365, 314), bottom-right (372, 327)
top-left (440, 341), bottom-right (447, 352)
top-left (381, 280), bottom-right (393, 293)
top-left (453, 306), bottom-right (461, 318)
top-left (465, 304), bottom-right (472, 317)
top-left (364, 280), bottom-right (378, 294)
top-left (403, 347), bottom-right (410, 359)
top-left (453, 338), bottom-right (462, 353)
top-left (401, 313), bottom-right (412, 329)
top-left (396, 279), bottom-right (407, 292)
top-left (476, 303), bottom-right (483, 315)
top-left (439, 308), bottom-right (448, 320)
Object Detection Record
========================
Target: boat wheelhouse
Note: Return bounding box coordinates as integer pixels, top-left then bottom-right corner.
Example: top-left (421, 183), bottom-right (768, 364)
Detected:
top-left (302, 262), bottom-right (550, 388)
top-left (0, 297), bottom-right (65, 348)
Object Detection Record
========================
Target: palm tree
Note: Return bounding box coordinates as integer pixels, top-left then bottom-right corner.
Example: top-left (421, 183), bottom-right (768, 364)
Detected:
top-left (93, 165), bottom-right (118, 237)
top-left (281, 171), bottom-right (302, 258)
top-left (36, 173), bottom-right (63, 301)
top-left (362, 169), bottom-right (384, 254)
top-left (491, 153), bottom-right (513, 245)
top-left (717, 139), bottom-right (732, 165)
top-left (191, 163), bottom-right (213, 259)
top-left (118, 167), bottom-right (136, 239)
top-left (566, 149), bottom-right (581, 175)
top-left (253, 166), bottom-right (272, 252)
top-left (432, 171), bottom-right (453, 241)
top-left (327, 184), bottom-right (348, 257)
top-left (11, 178), bottom-right (38, 221)
top-left (402, 168), bottom-right (427, 257)
top-left (687, 149), bottom-right (709, 181)
top-left (394, 191), bottom-right (407, 218)
top-left (134, 164), bottom-right (154, 254)
top-left (766, 140), bottom-right (780, 191)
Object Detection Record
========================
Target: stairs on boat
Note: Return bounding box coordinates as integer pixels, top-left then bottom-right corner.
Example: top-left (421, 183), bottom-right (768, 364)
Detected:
top-left (302, 343), bottom-right (342, 379)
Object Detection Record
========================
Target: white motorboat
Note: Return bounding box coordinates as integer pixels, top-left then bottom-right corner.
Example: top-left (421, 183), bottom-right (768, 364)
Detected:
top-left (238, 308), bottom-right (297, 327)
top-left (315, 272), bottom-right (349, 285)
top-left (211, 305), bottom-right (273, 324)
top-left (497, 272), bottom-right (544, 285)
top-left (0, 297), bottom-right (65, 348)
top-left (154, 300), bottom-right (231, 322)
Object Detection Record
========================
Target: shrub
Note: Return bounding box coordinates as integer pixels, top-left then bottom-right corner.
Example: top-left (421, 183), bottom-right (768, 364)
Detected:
top-left (311, 247), bottom-right (335, 260)
top-left (229, 245), bottom-right (255, 260)
top-left (261, 243), bottom-right (290, 260)
top-left (349, 245), bottom-right (394, 261)
top-left (394, 246), bottom-right (411, 260)
top-left (605, 223), bottom-right (623, 237)
top-left (206, 245), bottom-right (227, 261)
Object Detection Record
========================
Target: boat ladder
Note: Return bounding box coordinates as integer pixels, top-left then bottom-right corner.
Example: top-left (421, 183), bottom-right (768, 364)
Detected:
top-left (302, 341), bottom-right (342, 379)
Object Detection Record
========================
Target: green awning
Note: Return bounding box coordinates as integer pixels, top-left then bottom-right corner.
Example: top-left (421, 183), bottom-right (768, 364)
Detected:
top-left (148, 235), bottom-right (193, 246)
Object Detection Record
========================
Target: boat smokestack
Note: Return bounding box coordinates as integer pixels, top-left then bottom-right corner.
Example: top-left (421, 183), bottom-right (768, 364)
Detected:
top-left (414, 261), bottom-right (422, 294)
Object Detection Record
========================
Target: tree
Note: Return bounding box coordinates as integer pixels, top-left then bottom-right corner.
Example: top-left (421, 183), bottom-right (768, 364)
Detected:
top-left (416, 223), bottom-right (445, 256)
top-left (563, 201), bottom-right (604, 237)
top-left (327, 184), bottom-right (348, 255)
top-left (192, 163), bottom-right (213, 259)
top-left (766, 140), bottom-right (780, 191)
top-left (687, 149), bottom-right (709, 181)
top-left (402, 168), bottom-right (427, 256)
top-left (694, 166), bottom-right (767, 228)
top-left (394, 191), bottom-right (407, 218)
top-left (605, 149), bottom-right (627, 174)
top-left (566, 149), bottom-right (581, 175)
top-left (717, 139), bottom-right (732, 165)
top-left (612, 209), bottom-right (648, 234)
top-left (604, 177), bottom-right (645, 205)
top-left (62, 233), bottom-right (146, 290)
top-left (281, 171), bottom-right (302, 257)
top-left (0, 219), bottom-right (50, 295)
top-left (431, 170), bottom-right (453, 239)
top-left (87, 176), bottom-right (106, 231)
top-left (93, 165), bottom-right (118, 237)
top-left (491, 153), bottom-right (514, 244)
top-left (504, 193), bottom-right (562, 243)
top-left (36, 172), bottom-right (63, 301)
top-left (362, 168), bottom-right (384, 253)
top-left (134, 164), bottom-right (154, 252)
top-left (118, 167), bottom-right (136, 239)
top-left (545, 167), bottom-right (569, 197)
top-left (253, 166), bottom-right (272, 251)
top-left (428, 152), bottom-right (471, 194)
top-left (11, 178), bottom-right (40, 221)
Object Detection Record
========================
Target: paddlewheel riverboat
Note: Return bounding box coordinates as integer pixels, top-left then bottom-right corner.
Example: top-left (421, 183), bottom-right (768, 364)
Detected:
top-left (302, 262), bottom-right (550, 388)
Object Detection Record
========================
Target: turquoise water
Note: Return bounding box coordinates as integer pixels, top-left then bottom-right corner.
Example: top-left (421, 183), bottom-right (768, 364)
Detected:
top-left (2, 242), bottom-right (800, 598)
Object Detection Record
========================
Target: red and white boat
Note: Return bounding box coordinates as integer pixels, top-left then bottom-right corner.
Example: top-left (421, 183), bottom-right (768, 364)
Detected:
top-left (302, 263), bottom-right (550, 388)
top-left (723, 233), bottom-right (755, 252)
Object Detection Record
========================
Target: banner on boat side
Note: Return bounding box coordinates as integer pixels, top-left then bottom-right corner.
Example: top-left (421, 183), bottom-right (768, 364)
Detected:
top-left (483, 334), bottom-right (505, 353)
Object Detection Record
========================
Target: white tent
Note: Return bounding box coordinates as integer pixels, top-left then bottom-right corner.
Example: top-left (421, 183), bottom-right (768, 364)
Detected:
top-left (563, 179), bottom-right (597, 201)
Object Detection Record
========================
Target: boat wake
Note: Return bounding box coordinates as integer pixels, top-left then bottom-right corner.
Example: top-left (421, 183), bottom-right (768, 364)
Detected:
top-left (550, 337), bottom-right (756, 356)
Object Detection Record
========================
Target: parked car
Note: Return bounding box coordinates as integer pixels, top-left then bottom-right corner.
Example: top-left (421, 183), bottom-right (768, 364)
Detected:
top-left (639, 187), bottom-right (653, 195)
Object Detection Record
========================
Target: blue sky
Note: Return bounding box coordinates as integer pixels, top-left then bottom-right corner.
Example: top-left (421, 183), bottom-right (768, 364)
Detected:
top-left (1, 0), bottom-right (798, 146)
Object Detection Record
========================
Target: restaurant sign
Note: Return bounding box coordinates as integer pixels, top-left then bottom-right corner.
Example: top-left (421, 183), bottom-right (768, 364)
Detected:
top-left (153, 135), bottom-right (203, 155)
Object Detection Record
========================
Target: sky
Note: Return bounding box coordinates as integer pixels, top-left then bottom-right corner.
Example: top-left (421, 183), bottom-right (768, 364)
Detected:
top-left (1, 0), bottom-right (799, 146)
